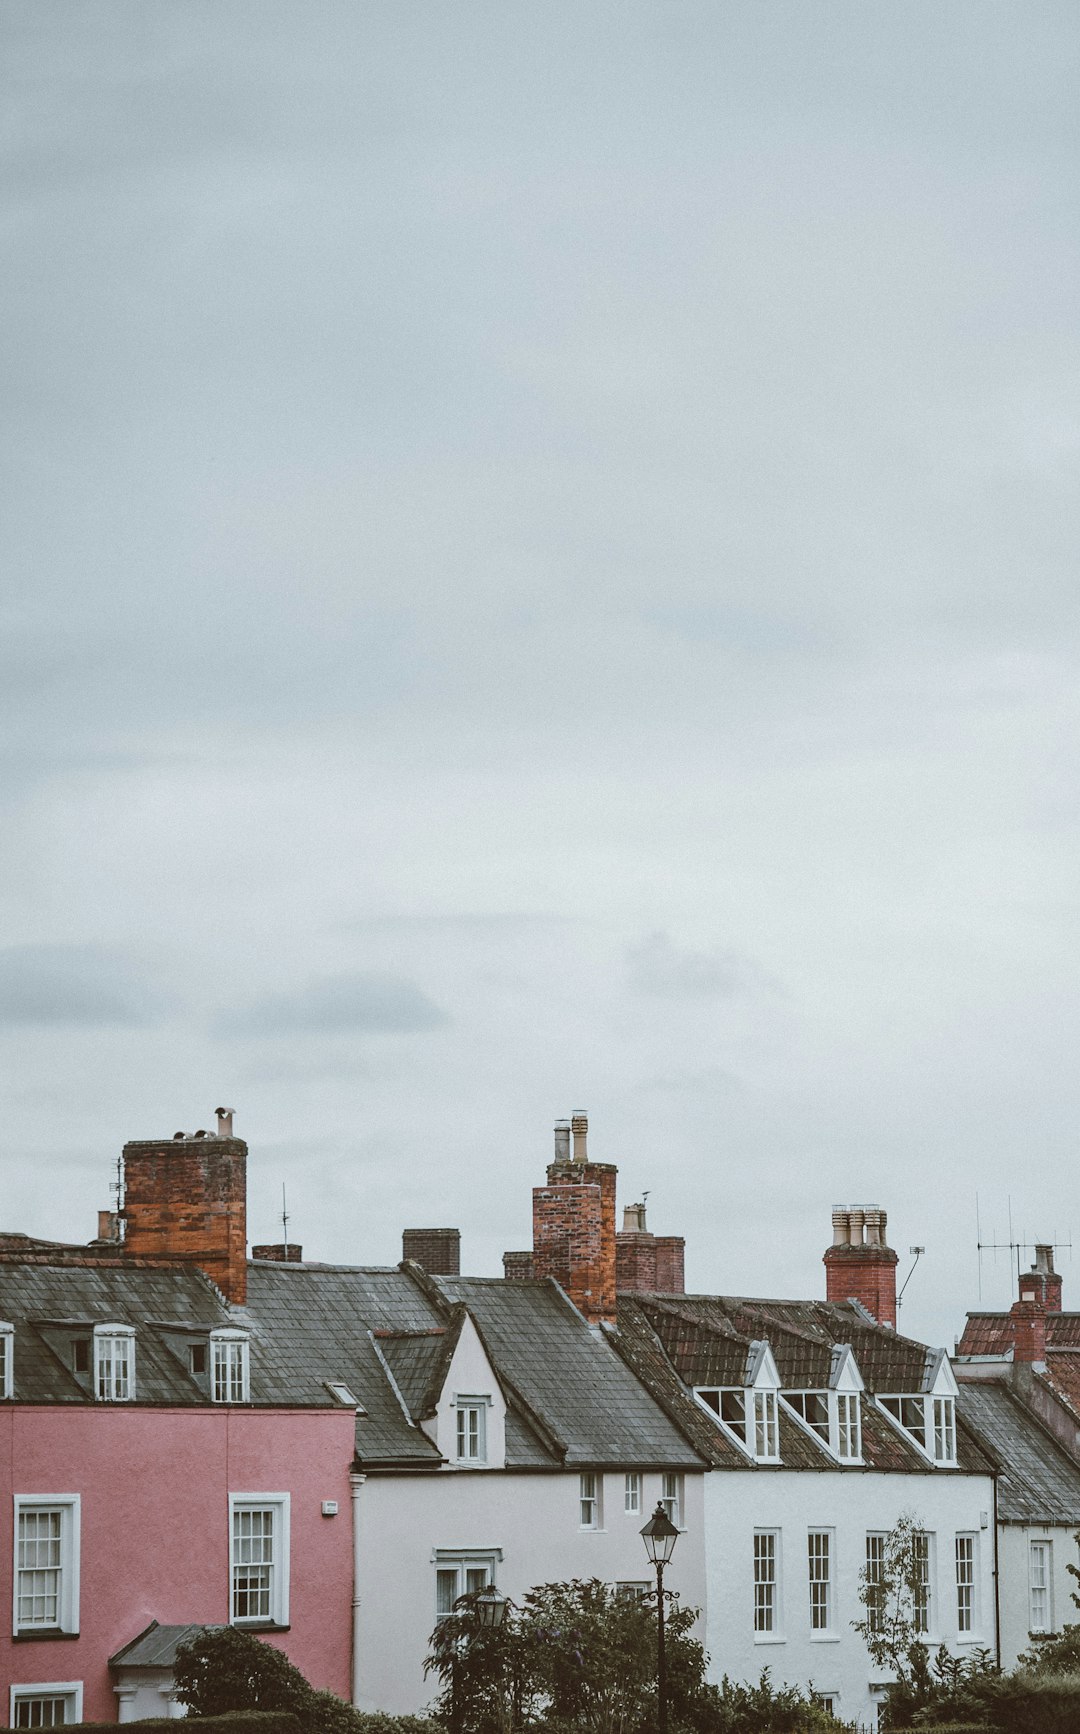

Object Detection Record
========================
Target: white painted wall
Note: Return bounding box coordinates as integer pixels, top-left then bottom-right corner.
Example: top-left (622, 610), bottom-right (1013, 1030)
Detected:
top-left (429, 1315), bottom-right (507, 1468)
top-left (113, 1670), bottom-right (187, 1721)
top-left (703, 1469), bottom-right (997, 1730)
top-left (353, 1469), bottom-right (707, 1713)
top-left (998, 1523), bottom-right (1078, 1670)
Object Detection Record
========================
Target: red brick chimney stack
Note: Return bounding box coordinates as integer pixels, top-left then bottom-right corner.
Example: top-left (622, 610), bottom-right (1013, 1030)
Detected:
top-left (531, 1112), bottom-right (618, 1325)
top-left (823, 1204), bottom-right (899, 1328)
top-left (615, 1201), bottom-right (686, 1294)
top-left (1010, 1296), bottom-right (1047, 1365)
top-left (121, 1110), bottom-right (248, 1303)
top-left (1022, 1245), bottom-right (1063, 1313)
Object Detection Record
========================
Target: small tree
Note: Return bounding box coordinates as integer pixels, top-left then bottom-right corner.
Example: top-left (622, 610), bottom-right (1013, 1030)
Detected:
top-left (425, 1578), bottom-right (712, 1734)
top-left (851, 1512), bottom-right (932, 1687)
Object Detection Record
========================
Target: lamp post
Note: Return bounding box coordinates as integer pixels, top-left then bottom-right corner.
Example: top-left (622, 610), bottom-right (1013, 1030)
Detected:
top-left (640, 1502), bottom-right (680, 1734)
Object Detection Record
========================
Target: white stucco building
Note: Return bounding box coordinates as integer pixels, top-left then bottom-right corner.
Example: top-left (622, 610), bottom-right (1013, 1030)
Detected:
top-left (617, 1269), bottom-right (997, 1729)
top-left (244, 1257), bottom-right (709, 1715)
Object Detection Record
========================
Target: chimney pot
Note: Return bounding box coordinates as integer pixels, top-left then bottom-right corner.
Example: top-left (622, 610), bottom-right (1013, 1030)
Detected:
top-left (831, 1209), bottom-right (849, 1246)
top-left (571, 1111), bottom-right (588, 1164)
top-left (554, 1120), bottom-right (571, 1163)
top-left (216, 1106), bottom-right (235, 1138)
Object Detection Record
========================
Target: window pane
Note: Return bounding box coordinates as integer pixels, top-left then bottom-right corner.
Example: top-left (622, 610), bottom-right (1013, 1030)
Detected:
top-left (14, 1699), bottom-right (69, 1728)
top-left (808, 1531), bottom-right (831, 1630)
top-left (436, 1569), bottom-right (458, 1617)
top-left (233, 1507), bottom-right (274, 1620)
top-left (865, 1533), bottom-right (886, 1632)
top-left (754, 1532), bottom-right (776, 1632)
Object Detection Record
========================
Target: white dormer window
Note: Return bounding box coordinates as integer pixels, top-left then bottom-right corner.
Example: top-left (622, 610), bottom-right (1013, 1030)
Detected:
top-left (0, 1323), bottom-right (12, 1399)
top-left (695, 1387), bottom-right (780, 1462)
top-left (879, 1393), bottom-right (957, 1466)
top-left (783, 1390), bottom-right (863, 1461)
top-left (94, 1324), bottom-right (135, 1401)
top-left (211, 1331), bottom-right (250, 1403)
top-left (454, 1396), bottom-right (488, 1464)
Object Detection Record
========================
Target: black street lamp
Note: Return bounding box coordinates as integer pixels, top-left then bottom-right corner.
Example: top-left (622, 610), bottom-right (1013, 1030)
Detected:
top-left (640, 1502), bottom-right (680, 1734)
top-left (475, 1585), bottom-right (510, 1629)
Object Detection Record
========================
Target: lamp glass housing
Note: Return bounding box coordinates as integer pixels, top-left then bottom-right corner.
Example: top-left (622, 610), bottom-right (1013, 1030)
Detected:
top-left (475, 1586), bottom-right (509, 1628)
top-left (640, 1502), bottom-right (680, 1566)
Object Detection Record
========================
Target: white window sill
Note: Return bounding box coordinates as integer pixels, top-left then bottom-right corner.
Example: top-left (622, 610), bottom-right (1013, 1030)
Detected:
top-left (753, 1633), bottom-right (786, 1644)
top-left (810, 1632), bottom-right (840, 1642)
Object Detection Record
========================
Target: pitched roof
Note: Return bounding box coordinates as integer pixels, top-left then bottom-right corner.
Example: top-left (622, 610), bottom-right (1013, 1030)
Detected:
top-left (437, 1276), bottom-right (704, 1469)
top-left (956, 1383), bottom-right (1080, 1523)
top-left (110, 1622), bottom-right (222, 1669)
top-left (958, 1312), bottom-right (1080, 1357)
top-left (616, 1292), bottom-right (995, 1476)
top-left (0, 1259), bottom-right (231, 1404)
top-left (242, 1262), bottom-right (705, 1470)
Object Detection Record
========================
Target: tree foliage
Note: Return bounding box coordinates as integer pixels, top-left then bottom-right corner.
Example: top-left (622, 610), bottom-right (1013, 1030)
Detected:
top-left (173, 1626), bottom-right (432, 1734)
top-left (852, 1511), bottom-right (934, 1684)
top-left (425, 1582), bottom-right (847, 1734)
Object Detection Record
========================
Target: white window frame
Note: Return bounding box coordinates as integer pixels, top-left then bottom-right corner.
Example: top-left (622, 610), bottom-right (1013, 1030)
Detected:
top-left (660, 1472), bottom-right (683, 1528)
top-left (579, 1472), bottom-right (601, 1530)
top-left (94, 1324), bottom-right (135, 1402)
top-left (955, 1533), bottom-right (976, 1635)
top-left (836, 1391), bottom-right (862, 1460)
top-left (696, 1386), bottom-right (780, 1462)
top-left (932, 1396), bottom-right (957, 1465)
top-left (913, 1530), bottom-right (932, 1635)
top-left (753, 1529), bottom-right (782, 1639)
top-left (878, 1393), bottom-right (957, 1468)
top-left (865, 1532), bottom-right (887, 1633)
top-left (624, 1472), bottom-right (641, 1515)
top-left (454, 1396), bottom-right (488, 1465)
top-left (808, 1529), bottom-right (833, 1634)
top-left (228, 1493), bottom-right (290, 1628)
top-left (615, 1580), bottom-right (650, 1601)
top-left (13, 1497), bottom-right (81, 1637)
top-left (9, 1683), bottom-right (84, 1728)
top-left (211, 1331), bottom-right (250, 1404)
top-left (1029, 1539), bottom-right (1052, 1634)
top-left (0, 1324), bottom-right (12, 1400)
top-left (433, 1549), bottom-right (500, 1620)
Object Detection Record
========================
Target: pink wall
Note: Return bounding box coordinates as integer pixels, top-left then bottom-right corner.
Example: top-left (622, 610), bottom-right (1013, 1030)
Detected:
top-left (1, 1406), bottom-right (357, 1724)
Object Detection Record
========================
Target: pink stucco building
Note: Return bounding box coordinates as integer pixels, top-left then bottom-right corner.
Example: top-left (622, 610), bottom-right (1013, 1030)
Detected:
top-left (1, 1402), bottom-right (355, 1724)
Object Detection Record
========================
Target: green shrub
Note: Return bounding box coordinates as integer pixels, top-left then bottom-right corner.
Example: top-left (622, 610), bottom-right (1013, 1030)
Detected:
top-left (349, 1717), bottom-right (436, 1734)
top-left (63, 1717), bottom-right (301, 1734)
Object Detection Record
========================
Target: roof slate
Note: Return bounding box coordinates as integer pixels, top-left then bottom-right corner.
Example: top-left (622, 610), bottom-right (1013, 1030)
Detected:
top-left (110, 1623), bottom-right (222, 1669)
top-left (617, 1293), bottom-right (995, 1477)
top-left (957, 1383), bottom-right (1080, 1523)
top-left (0, 1261), bottom-right (230, 1404)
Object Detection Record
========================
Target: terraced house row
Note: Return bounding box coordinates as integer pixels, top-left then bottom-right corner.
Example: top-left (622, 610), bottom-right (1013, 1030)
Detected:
top-left (2, 1110), bottom-right (1077, 1729)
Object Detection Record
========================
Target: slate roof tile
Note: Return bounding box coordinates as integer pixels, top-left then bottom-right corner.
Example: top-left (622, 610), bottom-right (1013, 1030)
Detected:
top-left (957, 1383), bottom-right (1080, 1523)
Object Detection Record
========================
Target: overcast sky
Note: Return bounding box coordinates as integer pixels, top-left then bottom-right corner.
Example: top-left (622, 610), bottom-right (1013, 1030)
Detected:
top-left (3, 1), bottom-right (1078, 1349)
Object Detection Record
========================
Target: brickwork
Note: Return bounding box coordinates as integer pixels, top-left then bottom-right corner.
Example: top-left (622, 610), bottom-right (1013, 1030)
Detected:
top-left (1010, 1298), bottom-right (1047, 1363)
top-left (532, 1160), bottom-right (617, 1324)
top-left (252, 1243), bottom-right (303, 1263)
top-left (616, 1231), bottom-right (657, 1291)
top-left (654, 1235), bottom-right (686, 1293)
top-left (502, 1250), bottom-right (534, 1281)
top-left (401, 1228), bottom-right (461, 1275)
top-left (1022, 1248), bottom-right (1063, 1312)
top-left (122, 1136), bottom-right (248, 1303)
top-left (823, 1243), bottom-right (899, 1328)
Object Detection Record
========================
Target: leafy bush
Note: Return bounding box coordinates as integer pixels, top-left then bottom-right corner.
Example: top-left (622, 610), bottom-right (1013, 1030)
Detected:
top-left (63, 1718), bottom-right (301, 1734)
top-left (173, 1627), bottom-right (436, 1734)
top-left (703, 1670), bottom-right (848, 1731)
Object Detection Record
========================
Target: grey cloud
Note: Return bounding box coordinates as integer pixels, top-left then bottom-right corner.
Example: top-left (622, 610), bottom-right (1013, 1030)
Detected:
top-left (0, 945), bottom-right (165, 1027)
top-left (220, 972), bottom-right (449, 1037)
top-left (626, 932), bottom-right (770, 1000)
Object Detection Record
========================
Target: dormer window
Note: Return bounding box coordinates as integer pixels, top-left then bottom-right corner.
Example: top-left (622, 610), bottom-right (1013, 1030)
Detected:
top-left (783, 1390), bottom-right (863, 1461)
top-left (211, 1330), bottom-right (250, 1403)
top-left (879, 1394), bottom-right (957, 1466)
top-left (695, 1387), bottom-right (780, 1463)
top-left (95, 1325), bottom-right (135, 1401)
top-left (454, 1396), bottom-right (488, 1464)
top-left (0, 1322), bottom-right (12, 1399)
